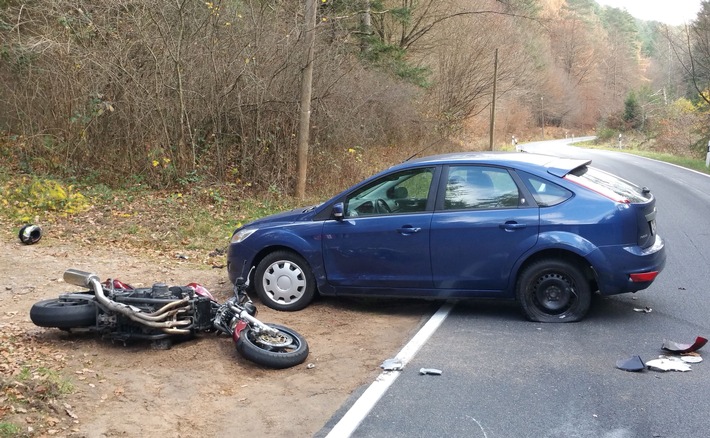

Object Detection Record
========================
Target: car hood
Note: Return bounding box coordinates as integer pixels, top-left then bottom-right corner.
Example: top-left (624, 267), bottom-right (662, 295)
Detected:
top-left (241, 204), bottom-right (320, 229)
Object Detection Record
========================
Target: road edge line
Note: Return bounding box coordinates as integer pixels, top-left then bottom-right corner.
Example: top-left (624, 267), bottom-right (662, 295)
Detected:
top-left (324, 301), bottom-right (455, 438)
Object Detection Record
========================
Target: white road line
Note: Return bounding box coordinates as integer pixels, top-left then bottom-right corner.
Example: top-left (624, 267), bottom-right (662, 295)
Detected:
top-left (324, 301), bottom-right (456, 438)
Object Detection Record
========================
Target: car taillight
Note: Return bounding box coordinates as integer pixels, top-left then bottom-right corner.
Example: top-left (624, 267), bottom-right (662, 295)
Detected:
top-left (630, 271), bottom-right (659, 282)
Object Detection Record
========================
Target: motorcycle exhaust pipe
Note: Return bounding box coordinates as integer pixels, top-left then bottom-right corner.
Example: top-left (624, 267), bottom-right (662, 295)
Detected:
top-left (142, 299), bottom-right (191, 319)
top-left (162, 328), bottom-right (193, 335)
top-left (71, 269), bottom-right (190, 323)
top-left (64, 269), bottom-right (101, 289)
top-left (112, 306), bottom-right (193, 329)
top-left (123, 312), bottom-right (192, 329)
top-left (88, 277), bottom-right (192, 331)
top-left (123, 300), bottom-right (191, 322)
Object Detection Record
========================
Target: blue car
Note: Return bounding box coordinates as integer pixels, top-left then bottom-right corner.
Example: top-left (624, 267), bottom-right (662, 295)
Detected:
top-left (227, 152), bottom-right (665, 322)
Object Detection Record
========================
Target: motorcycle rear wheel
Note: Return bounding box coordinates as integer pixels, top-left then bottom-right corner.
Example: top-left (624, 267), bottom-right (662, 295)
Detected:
top-left (30, 298), bottom-right (96, 329)
top-left (236, 323), bottom-right (309, 369)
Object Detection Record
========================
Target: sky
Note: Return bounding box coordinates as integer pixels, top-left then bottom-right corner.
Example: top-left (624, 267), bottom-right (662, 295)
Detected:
top-left (594, 0), bottom-right (703, 25)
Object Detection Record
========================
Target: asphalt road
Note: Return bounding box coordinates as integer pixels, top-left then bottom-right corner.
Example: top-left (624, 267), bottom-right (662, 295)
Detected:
top-left (319, 139), bottom-right (710, 438)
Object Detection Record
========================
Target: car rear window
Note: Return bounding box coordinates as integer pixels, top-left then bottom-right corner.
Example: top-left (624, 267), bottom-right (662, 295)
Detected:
top-left (519, 173), bottom-right (572, 207)
top-left (565, 166), bottom-right (647, 203)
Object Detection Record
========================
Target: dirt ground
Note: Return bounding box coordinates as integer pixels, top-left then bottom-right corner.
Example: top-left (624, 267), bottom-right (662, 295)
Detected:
top-left (0, 235), bottom-right (435, 437)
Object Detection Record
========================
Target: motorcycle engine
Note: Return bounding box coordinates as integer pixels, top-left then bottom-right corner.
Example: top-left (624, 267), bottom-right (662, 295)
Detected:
top-left (147, 283), bottom-right (193, 299)
top-left (150, 283), bottom-right (171, 298)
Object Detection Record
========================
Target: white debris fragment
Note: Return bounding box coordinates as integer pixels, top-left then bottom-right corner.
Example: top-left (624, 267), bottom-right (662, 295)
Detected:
top-left (380, 358), bottom-right (403, 371)
top-left (646, 358), bottom-right (692, 372)
top-left (680, 355), bottom-right (703, 364)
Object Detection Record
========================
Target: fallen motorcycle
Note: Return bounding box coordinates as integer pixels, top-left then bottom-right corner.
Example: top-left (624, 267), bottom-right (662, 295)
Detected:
top-left (29, 268), bottom-right (309, 369)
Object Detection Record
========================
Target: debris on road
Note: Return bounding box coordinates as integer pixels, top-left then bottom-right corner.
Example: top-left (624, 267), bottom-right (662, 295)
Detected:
top-left (679, 354), bottom-right (702, 364)
top-left (616, 355), bottom-right (645, 372)
top-left (616, 337), bottom-right (706, 373)
top-left (646, 357), bottom-right (692, 372)
top-left (419, 368), bottom-right (442, 376)
top-left (380, 358), bottom-right (403, 371)
top-left (662, 336), bottom-right (708, 354)
top-left (633, 307), bottom-right (652, 313)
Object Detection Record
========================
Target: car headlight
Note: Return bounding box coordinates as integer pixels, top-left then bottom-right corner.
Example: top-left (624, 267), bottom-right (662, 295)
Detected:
top-left (231, 228), bottom-right (258, 244)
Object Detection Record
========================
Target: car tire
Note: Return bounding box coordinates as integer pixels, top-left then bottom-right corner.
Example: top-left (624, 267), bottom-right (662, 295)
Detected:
top-left (254, 250), bottom-right (316, 311)
top-left (516, 259), bottom-right (591, 323)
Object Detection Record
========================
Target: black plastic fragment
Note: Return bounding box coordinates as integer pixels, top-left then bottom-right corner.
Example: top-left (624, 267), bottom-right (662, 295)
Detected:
top-left (616, 355), bottom-right (645, 372)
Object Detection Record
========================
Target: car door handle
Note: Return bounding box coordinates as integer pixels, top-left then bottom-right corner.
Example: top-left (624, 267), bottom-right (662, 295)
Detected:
top-left (500, 221), bottom-right (526, 231)
top-left (397, 226), bottom-right (421, 235)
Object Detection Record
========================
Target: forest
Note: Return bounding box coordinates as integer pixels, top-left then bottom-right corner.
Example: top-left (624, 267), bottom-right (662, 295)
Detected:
top-left (1, 0), bottom-right (710, 198)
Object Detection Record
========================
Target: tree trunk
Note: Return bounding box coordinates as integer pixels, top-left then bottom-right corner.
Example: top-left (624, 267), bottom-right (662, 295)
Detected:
top-left (295, 0), bottom-right (318, 199)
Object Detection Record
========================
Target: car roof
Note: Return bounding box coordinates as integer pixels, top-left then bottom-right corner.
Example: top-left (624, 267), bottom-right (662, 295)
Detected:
top-left (401, 151), bottom-right (591, 177)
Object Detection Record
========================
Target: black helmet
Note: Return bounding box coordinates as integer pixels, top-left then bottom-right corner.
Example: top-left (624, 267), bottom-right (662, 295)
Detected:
top-left (18, 224), bottom-right (42, 245)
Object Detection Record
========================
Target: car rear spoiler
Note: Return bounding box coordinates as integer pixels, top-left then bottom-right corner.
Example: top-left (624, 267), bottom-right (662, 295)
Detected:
top-left (546, 158), bottom-right (592, 178)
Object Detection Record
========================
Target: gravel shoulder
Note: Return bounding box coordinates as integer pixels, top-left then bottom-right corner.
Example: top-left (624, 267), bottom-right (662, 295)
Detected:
top-left (0, 235), bottom-right (434, 437)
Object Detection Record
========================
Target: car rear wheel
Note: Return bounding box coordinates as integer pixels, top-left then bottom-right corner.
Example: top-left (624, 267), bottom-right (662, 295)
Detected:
top-left (254, 250), bottom-right (316, 311)
top-left (516, 259), bottom-right (591, 323)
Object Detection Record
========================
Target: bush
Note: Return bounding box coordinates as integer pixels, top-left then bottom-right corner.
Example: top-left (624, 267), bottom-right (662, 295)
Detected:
top-left (0, 176), bottom-right (90, 222)
top-left (595, 126), bottom-right (618, 142)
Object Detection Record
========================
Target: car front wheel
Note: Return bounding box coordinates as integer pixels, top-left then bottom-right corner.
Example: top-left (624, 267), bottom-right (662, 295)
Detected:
top-left (254, 250), bottom-right (316, 311)
top-left (516, 259), bottom-right (591, 323)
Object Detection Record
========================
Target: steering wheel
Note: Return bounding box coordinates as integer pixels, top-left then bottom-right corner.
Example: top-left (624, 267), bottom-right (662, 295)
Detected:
top-left (375, 198), bottom-right (391, 214)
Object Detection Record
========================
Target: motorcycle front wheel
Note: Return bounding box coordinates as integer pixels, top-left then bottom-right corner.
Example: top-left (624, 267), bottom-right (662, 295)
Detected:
top-left (30, 298), bottom-right (97, 329)
top-left (236, 323), bottom-right (309, 369)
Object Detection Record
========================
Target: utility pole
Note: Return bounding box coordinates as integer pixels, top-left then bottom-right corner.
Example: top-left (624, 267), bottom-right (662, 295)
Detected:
top-left (540, 96), bottom-right (545, 140)
top-left (295, 0), bottom-right (318, 199)
top-left (489, 48), bottom-right (498, 151)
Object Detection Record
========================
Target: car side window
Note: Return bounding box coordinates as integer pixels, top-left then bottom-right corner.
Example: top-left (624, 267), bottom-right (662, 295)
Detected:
top-left (519, 173), bottom-right (572, 207)
top-left (444, 166), bottom-right (520, 210)
top-left (344, 167), bottom-right (434, 217)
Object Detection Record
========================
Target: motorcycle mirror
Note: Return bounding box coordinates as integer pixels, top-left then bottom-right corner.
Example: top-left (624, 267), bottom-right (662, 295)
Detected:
top-left (243, 302), bottom-right (257, 317)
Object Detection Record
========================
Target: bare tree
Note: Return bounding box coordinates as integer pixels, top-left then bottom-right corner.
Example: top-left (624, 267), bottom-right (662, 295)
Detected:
top-left (296, 0), bottom-right (318, 199)
top-left (665, 2), bottom-right (710, 104)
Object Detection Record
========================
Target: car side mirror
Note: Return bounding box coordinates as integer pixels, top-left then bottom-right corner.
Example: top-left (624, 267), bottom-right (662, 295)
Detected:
top-left (332, 202), bottom-right (344, 220)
